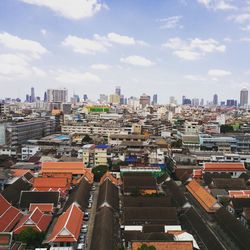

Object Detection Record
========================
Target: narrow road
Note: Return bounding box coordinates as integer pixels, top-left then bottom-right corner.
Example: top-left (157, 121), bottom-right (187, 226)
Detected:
top-left (85, 183), bottom-right (99, 250)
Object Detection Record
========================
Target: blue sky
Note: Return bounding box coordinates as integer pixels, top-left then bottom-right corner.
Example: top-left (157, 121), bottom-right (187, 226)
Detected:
top-left (0, 0), bottom-right (250, 103)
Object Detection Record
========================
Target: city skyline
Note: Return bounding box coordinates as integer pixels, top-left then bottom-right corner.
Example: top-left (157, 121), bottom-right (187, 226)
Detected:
top-left (1, 0), bottom-right (250, 102)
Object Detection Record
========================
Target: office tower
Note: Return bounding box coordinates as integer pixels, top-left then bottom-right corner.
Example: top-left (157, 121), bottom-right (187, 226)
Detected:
top-left (128, 96), bottom-right (140, 109)
top-left (62, 103), bottom-right (72, 115)
top-left (200, 98), bottom-right (204, 106)
top-left (99, 94), bottom-right (108, 104)
top-left (73, 95), bottom-right (80, 103)
top-left (152, 94), bottom-right (158, 105)
top-left (44, 92), bottom-right (47, 102)
top-left (115, 86), bottom-right (121, 96)
top-left (169, 96), bottom-right (176, 105)
top-left (30, 87), bottom-right (35, 102)
top-left (226, 99), bottom-right (237, 107)
top-left (183, 98), bottom-right (191, 105)
top-left (120, 95), bottom-right (125, 105)
top-left (213, 94), bottom-right (218, 105)
top-left (240, 88), bottom-right (248, 108)
top-left (109, 94), bottom-right (120, 104)
top-left (139, 94), bottom-right (151, 108)
top-left (25, 94), bottom-right (30, 102)
top-left (192, 98), bottom-right (199, 107)
top-left (83, 94), bottom-right (88, 101)
top-left (182, 96), bottom-right (186, 105)
top-left (47, 88), bottom-right (68, 103)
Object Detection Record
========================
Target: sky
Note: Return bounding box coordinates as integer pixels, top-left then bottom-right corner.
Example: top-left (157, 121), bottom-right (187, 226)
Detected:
top-left (0, 0), bottom-right (250, 103)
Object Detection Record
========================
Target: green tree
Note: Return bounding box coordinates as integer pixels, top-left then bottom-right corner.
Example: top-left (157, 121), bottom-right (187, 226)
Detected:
top-left (16, 227), bottom-right (45, 248)
top-left (171, 139), bottom-right (182, 148)
top-left (220, 124), bottom-right (234, 133)
top-left (137, 244), bottom-right (156, 250)
top-left (92, 165), bottom-right (108, 182)
top-left (82, 134), bottom-right (93, 144)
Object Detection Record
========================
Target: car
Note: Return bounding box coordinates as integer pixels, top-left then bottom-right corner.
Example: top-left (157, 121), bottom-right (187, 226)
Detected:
top-left (77, 243), bottom-right (85, 250)
top-left (81, 227), bottom-right (88, 233)
top-left (88, 203), bottom-right (92, 209)
top-left (92, 186), bottom-right (96, 191)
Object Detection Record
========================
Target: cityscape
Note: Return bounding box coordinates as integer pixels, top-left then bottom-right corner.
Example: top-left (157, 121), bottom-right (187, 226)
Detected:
top-left (1, 1), bottom-right (250, 250)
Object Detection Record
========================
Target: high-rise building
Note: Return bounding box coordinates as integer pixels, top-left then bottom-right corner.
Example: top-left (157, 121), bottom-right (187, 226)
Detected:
top-left (47, 88), bottom-right (68, 103)
top-left (240, 88), bottom-right (248, 108)
top-left (200, 98), bottom-right (204, 106)
top-left (169, 96), bottom-right (177, 105)
top-left (115, 86), bottom-right (121, 96)
top-left (139, 94), bottom-right (151, 108)
top-left (213, 94), bottom-right (218, 105)
top-left (152, 94), bottom-right (158, 105)
top-left (44, 92), bottom-right (47, 102)
top-left (83, 94), bottom-right (88, 101)
top-left (192, 98), bottom-right (199, 107)
top-left (109, 94), bottom-right (120, 104)
top-left (99, 94), bottom-right (108, 104)
top-left (25, 94), bottom-right (30, 102)
top-left (31, 87), bottom-right (35, 102)
top-left (182, 96), bottom-right (186, 105)
top-left (226, 99), bottom-right (237, 107)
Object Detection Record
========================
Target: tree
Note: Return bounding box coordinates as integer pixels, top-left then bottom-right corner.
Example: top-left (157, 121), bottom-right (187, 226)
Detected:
top-left (92, 165), bottom-right (108, 182)
top-left (220, 124), bottom-right (234, 134)
top-left (137, 244), bottom-right (156, 250)
top-left (82, 134), bottom-right (93, 144)
top-left (16, 227), bottom-right (45, 248)
top-left (171, 139), bottom-right (182, 148)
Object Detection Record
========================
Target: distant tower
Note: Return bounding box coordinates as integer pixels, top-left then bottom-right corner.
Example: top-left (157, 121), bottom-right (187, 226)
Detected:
top-left (44, 92), bottom-right (47, 102)
top-left (31, 87), bottom-right (35, 102)
top-left (115, 86), bottom-right (121, 96)
top-left (213, 94), bottom-right (218, 105)
top-left (240, 88), bottom-right (248, 108)
top-left (152, 94), bottom-right (158, 105)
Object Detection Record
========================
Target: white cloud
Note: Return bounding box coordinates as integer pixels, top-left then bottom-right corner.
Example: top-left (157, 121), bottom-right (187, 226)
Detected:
top-left (157, 16), bottom-right (183, 29)
top-left (197, 0), bottom-right (237, 11)
top-left (91, 64), bottom-right (111, 70)
top-left (208, 69), bottom-right (232, 77)
top-left (62, 33), bottom-right (148, 54)
top-left (54, 69), bottom-right (101, 83)
top-left (62, 35), bottom-right (108, 54)
top-left (240, 37), bottom-right (250, 42)
top-left (40, 29), bottom-right (47, 35)
top-left (20, 0), bottom-right (108, 20)
top-left (120, 55), bottom-right (155, 67)
top-left (184, 74), bottom-right (206, 81)
top-left (241, 25), bottom-right (250, 31)
top-left (228, 13), bottom-right (250, 23)
top-left (163, 37), bottom-right (226, 60)
top-left (0, 53), bottom-right (46, 79)
top-left (0, 32), bottom-right (48, 58)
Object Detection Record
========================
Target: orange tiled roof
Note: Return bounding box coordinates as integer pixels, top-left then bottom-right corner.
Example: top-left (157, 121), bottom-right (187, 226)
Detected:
top-left (33, 177), bottom-right (69, 188)
top-left (29, 203), bottom-right (54, 213)
top-left (203, 162), bottom-right (246, 172)
top-left (100, 172), bottom-right (122, 186)
top-left (132, 241), bottom-right (193, 250)
top-left (14, 207), bottom-right (52, 234)
top-left (41, 162), bottom-right (85, 175)
top-left (229, 190), bottom-right (250, 198)
top-left (0, 195), bottom-right (23, 232)
top-left (11, 169), bottom-right (32, 177)
top-left (186, 180), bottom-right (219, 213)
top-left (46, 203), bottom-right (83, 243)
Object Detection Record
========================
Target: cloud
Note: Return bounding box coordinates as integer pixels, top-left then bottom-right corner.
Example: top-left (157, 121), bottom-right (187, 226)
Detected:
top-left (184, 74), bottom-right (206, 81)
top-left (62, 33), bottom-right (148, 54)
top-left (20, 0), bottom-right (108, 20)
top-left (208, 69), bottom-right (232, 77)
top-left (62, 35), bottom-right (108, 54)
top-left (228, 13), bottom-right (250, 23)
top-left (91, 64), bottom-right (111, 70)
top-left (157, 16), bottom-right (183, 29)
top-left (54, 69), bottom-right (101, 83)
top-left (120, 55), bottom-right (155, 67)
top-left (0, 32), bottom-right (48, 58)
top-left (163, 37), bottom-right (226, 60)
top-left (40, 29), bottom-right (47, 35)
top-left (241, 25), bottom-right (250, 31)
top-left (0, 53), bottom-right (46, 79)
top-left (197, 0), bottom-right (237, 11)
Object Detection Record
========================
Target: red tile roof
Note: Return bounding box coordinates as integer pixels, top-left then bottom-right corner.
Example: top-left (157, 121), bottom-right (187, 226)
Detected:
top-left (186, 180), bottom-right (219, 213)
top-left (33, 177), bottom-right (69, 189)
top-left (203, 162), bottom-right (246, 172)
top-left (46, 203), bottom-right (83, 243)
top-left (229, 190), bottom-right (250, 198)
top-left (100, 172), bottom-right (122, 186)
top-left (29, 203), bottom-right (54, 213)
top-left (13, 207), bottom-right (52, 234)
top-left (0, 195), bottom-right (23, 232)
top-left (41, 162), bottom-right (85, 175)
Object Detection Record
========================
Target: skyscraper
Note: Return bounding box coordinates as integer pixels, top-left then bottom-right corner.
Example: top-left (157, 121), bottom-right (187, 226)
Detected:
top-left (44, 92), bottom-right (47, 102)
top-left (31, 87), bottom-right (35, 102)
top-left (115, 86), bottom-right (121, 96)
top-left (240, 88), bottom-right (248, 108)
top-left (213, 94), bottom-right (218, 106)
top-left (139, 94), bottom-right (151, 108)
top-left (47, 88), bottom-right (68, 103)
top-left (152, 94), bottom-right (158, 105)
